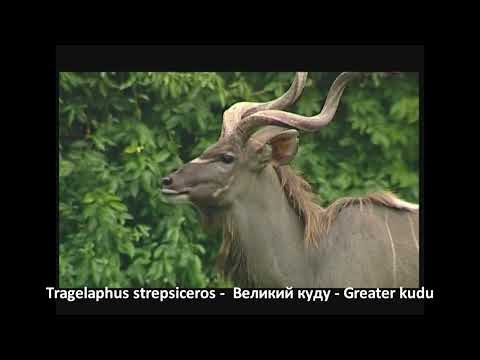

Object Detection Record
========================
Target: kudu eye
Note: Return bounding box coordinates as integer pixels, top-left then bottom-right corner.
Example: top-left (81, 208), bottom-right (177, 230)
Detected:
top-left (221, 153), bottom-right (235, 164)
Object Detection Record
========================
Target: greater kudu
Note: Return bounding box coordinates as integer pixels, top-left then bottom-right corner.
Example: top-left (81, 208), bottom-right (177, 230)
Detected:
top-left (161, 72), bottom-right (419, 288)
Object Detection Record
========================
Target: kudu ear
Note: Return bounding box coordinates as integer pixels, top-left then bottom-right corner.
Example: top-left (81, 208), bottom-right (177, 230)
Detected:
top-left (248, 126), bottom-right (299, 167)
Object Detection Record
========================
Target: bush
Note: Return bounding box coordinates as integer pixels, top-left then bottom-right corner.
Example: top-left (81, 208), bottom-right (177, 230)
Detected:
top-left (59, 72), bottom-right (419, 288)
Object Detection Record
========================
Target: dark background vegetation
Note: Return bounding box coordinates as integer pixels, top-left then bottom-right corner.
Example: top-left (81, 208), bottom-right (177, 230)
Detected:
top-left (59, 72), bottom-right (419, 288)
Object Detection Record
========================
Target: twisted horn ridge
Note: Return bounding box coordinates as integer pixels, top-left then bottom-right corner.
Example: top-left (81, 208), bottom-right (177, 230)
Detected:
top-left (220, 72), bottom-right (308, 138)
top-left (243, 72), bottom-right (308, 116)
top-left (236, 72), bottom-right (362, 140)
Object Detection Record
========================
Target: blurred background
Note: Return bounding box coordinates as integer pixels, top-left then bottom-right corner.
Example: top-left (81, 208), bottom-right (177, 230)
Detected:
top-left (59, 72), bottom-right (419, 288)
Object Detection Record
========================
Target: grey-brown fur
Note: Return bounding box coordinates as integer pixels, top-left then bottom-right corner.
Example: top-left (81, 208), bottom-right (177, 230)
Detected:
top-left (215, 165), bottom-right (418, 288)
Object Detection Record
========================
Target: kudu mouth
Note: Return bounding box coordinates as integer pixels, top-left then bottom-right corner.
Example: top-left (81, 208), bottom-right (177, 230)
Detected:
top-left (161, 188), bottom-right (190, 195)
top-left (161, 187), bottom-right (192, 204)
top-left (161, 172), bottom-right (193, 202)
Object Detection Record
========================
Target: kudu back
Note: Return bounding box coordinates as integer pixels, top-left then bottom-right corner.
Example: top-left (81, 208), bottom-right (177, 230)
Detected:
top-left (161, 72), bottom-right (419, 288)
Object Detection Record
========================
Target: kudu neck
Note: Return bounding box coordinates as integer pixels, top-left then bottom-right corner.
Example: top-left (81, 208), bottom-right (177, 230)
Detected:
top-left (226, 165), bottom-right (312, 287)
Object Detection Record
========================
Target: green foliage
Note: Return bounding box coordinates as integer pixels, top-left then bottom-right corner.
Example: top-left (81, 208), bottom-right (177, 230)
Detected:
top-left (59, 72), bottom-right (419, 288)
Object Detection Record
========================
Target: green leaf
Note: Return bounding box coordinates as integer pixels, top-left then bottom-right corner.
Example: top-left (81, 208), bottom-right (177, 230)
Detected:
top-left (124, 213), bottom-right (134, 220)
top-left (120, 242), bottom-right (135, 258)
top-left (194, 244), bottom-right (206, 255)
top-left (83, 193), bottom-right (95, 204)
top-left (142, 171), bottom-right (152, 190)
top-left (153, 246), bottom-right (163, 259)
top-left (124, 144), bottom-right (138, 154)
top-left (60, 160), bottom-right (74, 177)
top-left (155, 151), bottom-right (170, 163)
top-left (130, 182), bottom-right (139, 198)
top-left (109, 201), bottom-right (127, 212)
top-left (138, 225), bottom-right (150, 237)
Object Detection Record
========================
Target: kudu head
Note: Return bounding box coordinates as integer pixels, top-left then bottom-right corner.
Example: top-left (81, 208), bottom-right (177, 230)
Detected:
top-left (161, 72), bottom-right (362, 211)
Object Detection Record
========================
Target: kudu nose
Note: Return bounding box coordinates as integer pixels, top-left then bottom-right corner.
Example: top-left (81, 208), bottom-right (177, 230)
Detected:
top-left (162, 176), bottom-right (173, 187)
